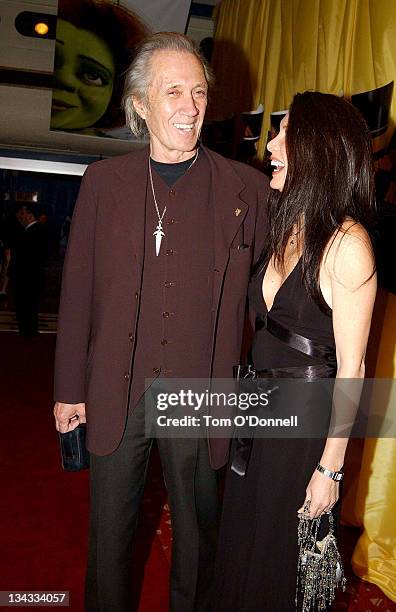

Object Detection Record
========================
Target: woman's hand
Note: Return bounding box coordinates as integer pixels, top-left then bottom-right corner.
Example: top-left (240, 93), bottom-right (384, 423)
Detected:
top-left (298, 469), bottom-right (339, 519)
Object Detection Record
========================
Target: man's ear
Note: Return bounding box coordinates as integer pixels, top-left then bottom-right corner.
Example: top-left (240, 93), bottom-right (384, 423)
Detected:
top-left (132, 95), bottom-right (148, 120)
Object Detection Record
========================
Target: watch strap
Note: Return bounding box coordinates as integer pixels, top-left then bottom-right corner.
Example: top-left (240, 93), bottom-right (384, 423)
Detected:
top-left (316, 462), bottom-right (343, 481)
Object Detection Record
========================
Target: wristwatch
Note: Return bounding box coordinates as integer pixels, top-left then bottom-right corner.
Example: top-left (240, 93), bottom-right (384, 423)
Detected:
top-left (316, 462), bottom-right (344, 481)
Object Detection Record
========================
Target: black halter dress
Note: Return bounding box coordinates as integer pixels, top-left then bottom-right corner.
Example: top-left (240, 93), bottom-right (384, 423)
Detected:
top-left (212, 258), bottom-right (338, 612)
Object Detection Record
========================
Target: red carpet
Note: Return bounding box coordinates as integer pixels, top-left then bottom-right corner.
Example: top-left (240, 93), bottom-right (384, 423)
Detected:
top-left (0, 333), bottom-right (169, 612)
top-left (0, 331), bottom-right (394, 611)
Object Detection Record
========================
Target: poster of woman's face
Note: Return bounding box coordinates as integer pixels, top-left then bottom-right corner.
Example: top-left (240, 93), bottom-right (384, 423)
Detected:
top-left (51, 18), bottom-right (118, 132)
top-left (50, 0), bottom-right (149, 139)
top-left (50, 0), bottom-right (192, 140)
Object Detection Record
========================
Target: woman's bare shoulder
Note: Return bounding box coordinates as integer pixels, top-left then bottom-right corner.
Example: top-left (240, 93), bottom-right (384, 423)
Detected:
top-left (323, 220), bottom-right (375, 290)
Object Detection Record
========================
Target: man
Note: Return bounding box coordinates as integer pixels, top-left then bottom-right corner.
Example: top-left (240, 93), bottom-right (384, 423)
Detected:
top-left (54, 32), bottom-right (269, 612)
top-left (8, 204), bottom-right (47, 337)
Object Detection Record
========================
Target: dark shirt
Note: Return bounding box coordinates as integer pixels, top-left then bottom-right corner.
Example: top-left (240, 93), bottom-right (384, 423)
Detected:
top-left (130, 148), bottom-right (214, 408)
top-left (150, 148), bottom-right (200, 187)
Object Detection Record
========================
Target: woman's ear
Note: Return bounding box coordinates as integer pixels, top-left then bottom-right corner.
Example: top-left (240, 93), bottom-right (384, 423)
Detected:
top-left (132, 95), bottom-right (147, 120)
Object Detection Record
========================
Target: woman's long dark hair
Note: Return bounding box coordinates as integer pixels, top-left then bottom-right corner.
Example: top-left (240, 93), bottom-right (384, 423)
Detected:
top-left (262, 91), bottom-right (376, 312)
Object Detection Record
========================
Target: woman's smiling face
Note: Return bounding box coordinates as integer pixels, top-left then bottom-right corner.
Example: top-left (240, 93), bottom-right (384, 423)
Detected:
top-left (51, 19), bottom-right (116, 130)
top-left (267, 113), bottom-right (289, 191)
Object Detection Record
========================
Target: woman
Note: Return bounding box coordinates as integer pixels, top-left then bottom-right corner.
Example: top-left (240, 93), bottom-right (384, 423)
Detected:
top-left (51, 0), bottom-right (149, 135)
top-left (212, 92), bottom-right (377, 611)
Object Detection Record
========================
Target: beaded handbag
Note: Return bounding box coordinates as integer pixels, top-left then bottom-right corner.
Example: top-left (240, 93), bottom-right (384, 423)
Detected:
top-left (296, 508), bottom-right (346, 611)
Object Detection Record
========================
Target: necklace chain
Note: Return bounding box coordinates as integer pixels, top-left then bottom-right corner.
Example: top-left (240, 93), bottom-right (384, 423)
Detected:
top-left (148, 149), bottom-right (199, 256)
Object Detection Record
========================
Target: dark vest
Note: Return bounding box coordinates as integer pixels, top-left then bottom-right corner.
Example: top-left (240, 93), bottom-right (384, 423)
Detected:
top-left (130, 150), bottom-right (214, 407)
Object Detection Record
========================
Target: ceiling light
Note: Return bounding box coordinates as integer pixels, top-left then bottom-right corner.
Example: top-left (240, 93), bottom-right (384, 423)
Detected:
top-left (34, 22), bottom-right (49, 36)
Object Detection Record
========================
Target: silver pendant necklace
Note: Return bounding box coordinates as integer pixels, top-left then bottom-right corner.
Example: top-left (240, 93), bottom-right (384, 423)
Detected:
top-left (148, 149), bottom-right (199, 256)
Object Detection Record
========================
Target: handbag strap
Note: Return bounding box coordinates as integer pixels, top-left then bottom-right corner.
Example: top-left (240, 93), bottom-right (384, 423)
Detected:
top-left (237, 363), bottom-right (336, 380)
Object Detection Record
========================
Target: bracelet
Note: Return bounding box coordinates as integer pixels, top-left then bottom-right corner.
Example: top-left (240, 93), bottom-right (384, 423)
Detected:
top-left (316, 463), bottom-right (344, 481)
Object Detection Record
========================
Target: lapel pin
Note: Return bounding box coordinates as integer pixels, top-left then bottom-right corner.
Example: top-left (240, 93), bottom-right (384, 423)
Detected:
top-left (235, 208), bottom-right (242, 217)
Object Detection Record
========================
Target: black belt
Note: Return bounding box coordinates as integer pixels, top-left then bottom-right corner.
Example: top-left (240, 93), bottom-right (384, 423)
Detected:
top-left (257, 314), bottom-right (337, 366)
top-left (231, 316), bottom-right (336, 476)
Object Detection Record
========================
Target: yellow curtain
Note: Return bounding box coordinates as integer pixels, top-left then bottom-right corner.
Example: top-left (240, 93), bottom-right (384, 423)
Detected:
top-left (211, 0), bottom-right (396, 160)
top-left (351, 292), bottom-right (396, 602)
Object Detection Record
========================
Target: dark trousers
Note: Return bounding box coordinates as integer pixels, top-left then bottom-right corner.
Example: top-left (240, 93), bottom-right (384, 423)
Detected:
top-left (85, 399), bottom-right (220, 612)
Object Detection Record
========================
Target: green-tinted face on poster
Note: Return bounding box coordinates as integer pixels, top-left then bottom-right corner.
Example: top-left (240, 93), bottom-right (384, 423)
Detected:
top-left (51, 19), bottom-right (116, 131)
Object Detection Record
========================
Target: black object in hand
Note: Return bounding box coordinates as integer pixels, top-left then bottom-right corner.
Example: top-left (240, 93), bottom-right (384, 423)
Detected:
top-left (59, 423), bottom-right (90, 471)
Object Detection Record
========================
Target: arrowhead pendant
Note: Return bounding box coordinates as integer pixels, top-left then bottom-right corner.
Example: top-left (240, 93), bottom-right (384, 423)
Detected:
top-left (153, 223), bottom-right (165, 256)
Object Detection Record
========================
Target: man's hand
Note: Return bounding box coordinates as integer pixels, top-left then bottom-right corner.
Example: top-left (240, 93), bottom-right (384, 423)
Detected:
top-left (54, 402), bottom-right (86, 433)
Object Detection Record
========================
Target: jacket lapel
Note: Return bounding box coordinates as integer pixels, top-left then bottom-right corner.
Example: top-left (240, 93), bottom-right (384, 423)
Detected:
top-left (204, 147), bottom-right (249, 301)
top-left (204, 147), bottom-right (249, 270)
top-left (113, 146), bottom-right (149, 273)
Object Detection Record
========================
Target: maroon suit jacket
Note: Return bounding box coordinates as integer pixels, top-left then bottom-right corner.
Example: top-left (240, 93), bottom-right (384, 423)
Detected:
top-left (54, 146), bottom-right (269, 469)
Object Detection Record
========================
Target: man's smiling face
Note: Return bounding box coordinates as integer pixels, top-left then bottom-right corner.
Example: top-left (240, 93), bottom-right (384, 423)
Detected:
top-left (134, 50), bottom-right (208, 163)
